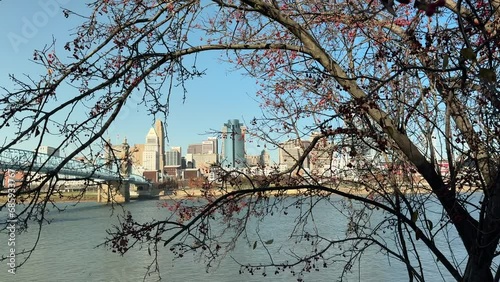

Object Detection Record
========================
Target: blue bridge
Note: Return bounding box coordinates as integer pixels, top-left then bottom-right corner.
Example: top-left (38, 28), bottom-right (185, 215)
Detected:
top-left (0, 147), bottom-right (151, 202)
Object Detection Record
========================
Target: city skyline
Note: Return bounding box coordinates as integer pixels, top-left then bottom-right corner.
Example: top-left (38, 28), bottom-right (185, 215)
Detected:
top-left (0, 1), bottom-right (265, 162)
top-left (124, 119), bottom-right (274, 168)
top-left (112, 119), bottom-right (277, 181)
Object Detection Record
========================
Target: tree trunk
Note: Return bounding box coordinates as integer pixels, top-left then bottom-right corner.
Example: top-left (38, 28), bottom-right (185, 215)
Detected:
top-left (463, 255), bottom-right (494, 282)
top-left (463, 180), bottom-right (500, 282)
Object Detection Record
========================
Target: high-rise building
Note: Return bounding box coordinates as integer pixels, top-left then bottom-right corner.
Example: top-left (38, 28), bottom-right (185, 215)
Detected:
top-left (279, 139), bottom-right (311, 171)
top-left (202, 137), bottom-right (218, 154)
top-left (165, 146), bottom-right (182, 178)
top-left (186, 138), bottom-right (219, 171)
top-left (130, 144), bottom-right (144, 167)
top-left (221, 119), bottom-right (246, 168)
top-left (184, 139), bottom-right (219, 172)
top-left (165, 147), bottom-right (182, 166)
top-left (154, 120), bottom-right (166, 170)
top-left (187, 144), bottom-right (202, 154)
top-left (192, 154), bottom-right (218, 171)
top-left (245, 150), bottom-right (270, 168)
top-left (260, 149), bottom-right (271, 167)
top-left (246, 155), bottom-right (260, 167)
top-left (185, 153), bottom-right (195, 168)
top-left (143, 128), bottom-right (160, 171)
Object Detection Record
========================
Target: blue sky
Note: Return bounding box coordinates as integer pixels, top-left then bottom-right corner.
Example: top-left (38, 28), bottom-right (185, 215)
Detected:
top-left (0, 1), bottom-right (274, 160)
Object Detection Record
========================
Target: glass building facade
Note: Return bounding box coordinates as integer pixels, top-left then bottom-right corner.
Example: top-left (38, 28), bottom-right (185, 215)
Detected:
top-left (221, 119), bottom-right (246, 168)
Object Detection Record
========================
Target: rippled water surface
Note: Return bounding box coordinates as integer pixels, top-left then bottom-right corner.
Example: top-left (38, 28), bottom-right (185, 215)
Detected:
top-left (0, 198), bottom-right (467, 282)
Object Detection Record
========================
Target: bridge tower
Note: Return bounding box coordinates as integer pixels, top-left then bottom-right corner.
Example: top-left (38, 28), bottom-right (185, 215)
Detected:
top-left (98, 138), bottom-right (132, 203)
top-left (119, 138), bottom-right (131, 202)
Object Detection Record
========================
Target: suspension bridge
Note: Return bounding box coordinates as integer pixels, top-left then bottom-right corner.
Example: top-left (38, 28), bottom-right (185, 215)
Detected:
top-left (0, 147), bottom-right (151, 202)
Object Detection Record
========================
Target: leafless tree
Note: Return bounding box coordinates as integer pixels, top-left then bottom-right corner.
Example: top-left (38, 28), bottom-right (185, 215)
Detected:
top-left (1, 0), bottom-right (499, 281)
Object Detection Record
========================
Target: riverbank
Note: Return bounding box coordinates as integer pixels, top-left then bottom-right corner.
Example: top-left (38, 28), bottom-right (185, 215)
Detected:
top-left (0, 192), bottom-right (98, 204)
top-left (160, 185), bottom-right (480, 200)
top-left (0, 185), bottom-right (476, 204)
top-left (160, 183), bottom-right (470, 200)
top-left (160, 188), bottom-right (351, 200)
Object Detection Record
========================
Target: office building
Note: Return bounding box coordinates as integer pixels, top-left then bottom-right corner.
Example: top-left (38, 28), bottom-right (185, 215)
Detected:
top-left (143, 128), bottom-right (160, 171)
top-left (37, 145), bottom-right (60, 157)
top-left (185, 138), bottom-right (219, 171)
top-left (259, 150), bottom-right (270, 167)
top-left (185, 153), bottom-right (195, 168)
top-left (187, 144), bottom-right (202, 154)
top-left (130, 144), bottom-right (144, 167)
top-left (154, 120), bottom-right (166, 170)
top-left (246, 150), bottom-right (270, 168)
top-left (279, 139), bottom-right (311, 171)
top-left (246, 155), bottom-right (260, 167)
top-left (166, 147), bottom-right (182, 166)
top-left (202, 137), bottom-right (218, 154)
top-left (192, 154), bottom-right (218, 170)
top-left (221, 119), bottom-right (246, 168)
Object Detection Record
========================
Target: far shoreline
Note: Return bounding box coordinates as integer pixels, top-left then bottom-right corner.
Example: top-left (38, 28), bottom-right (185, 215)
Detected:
top-left (160, 184), bottom-right (478, 200)
top-left (0, 193), bottom-right (98, 204)
top-left (0, 185), bottom-right (478, 204)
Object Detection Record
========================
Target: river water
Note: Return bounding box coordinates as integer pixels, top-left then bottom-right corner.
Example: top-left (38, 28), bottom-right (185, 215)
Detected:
top-left (0, 197), bottom-right (468, 282)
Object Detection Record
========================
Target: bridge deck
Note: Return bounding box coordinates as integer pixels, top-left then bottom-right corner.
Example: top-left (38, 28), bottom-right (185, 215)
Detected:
top-left (0, 148), bottom-right (150, 185)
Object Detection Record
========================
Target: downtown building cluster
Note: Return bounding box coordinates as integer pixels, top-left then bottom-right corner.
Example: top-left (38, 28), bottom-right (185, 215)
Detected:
top-left (109, 120), bottom-right (449, 184)
top-left (126, 119), bottom-right (271, 183)
top-left (10, 120), bottom-right (454, 189)
top-left (276, 132), bottom-right (454, 183)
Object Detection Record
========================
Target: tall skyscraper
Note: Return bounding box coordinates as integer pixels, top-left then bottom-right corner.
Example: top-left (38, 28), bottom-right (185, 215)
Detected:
top-left (221, 119), bottom-right (246, 168)
top-left (143, 128), bottom-right (160, 171)
top-left (154, 120), bottom-right (166, 170)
